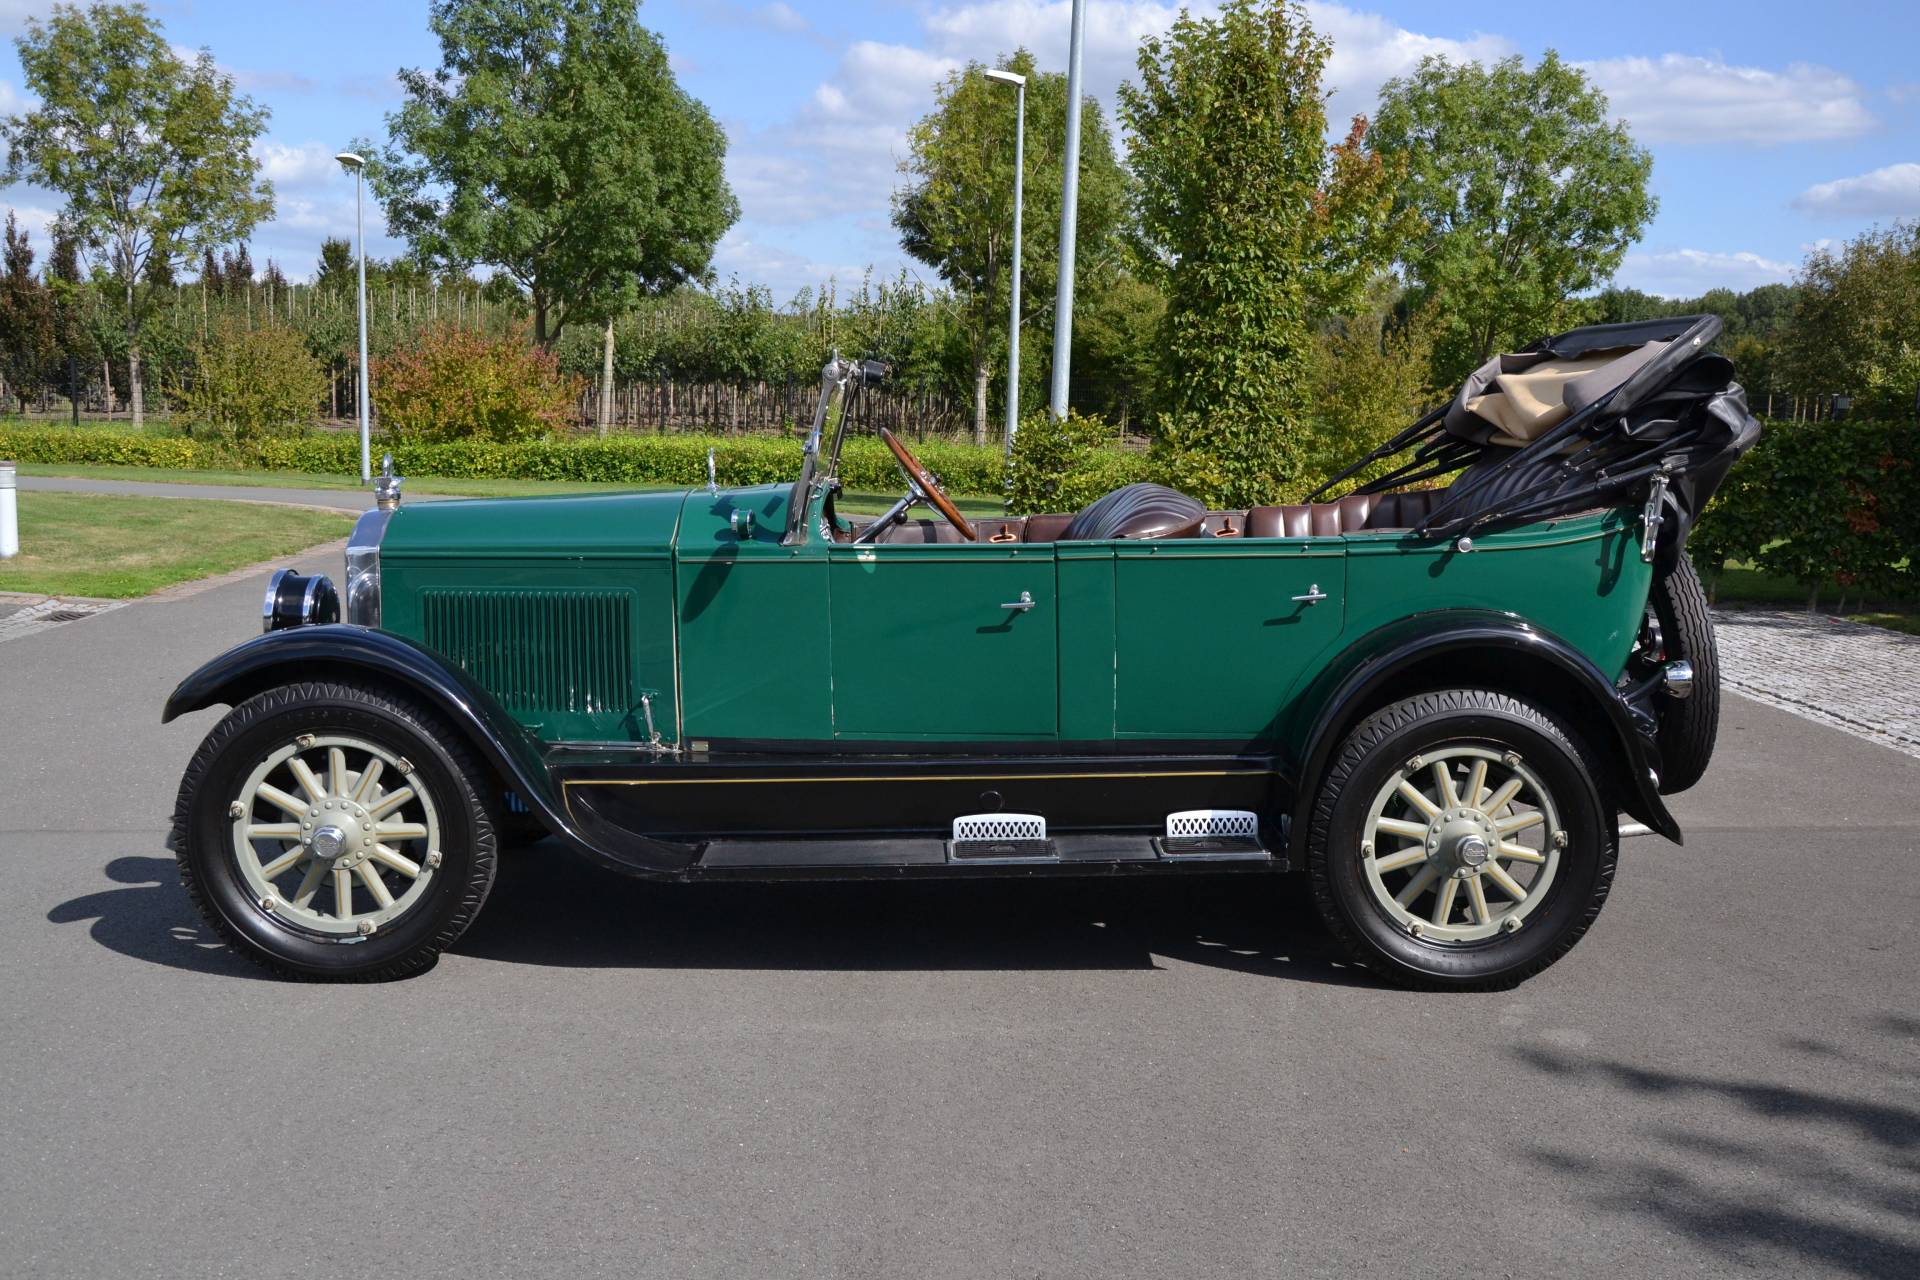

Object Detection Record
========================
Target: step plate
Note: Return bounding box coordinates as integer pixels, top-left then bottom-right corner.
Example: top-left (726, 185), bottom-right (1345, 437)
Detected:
top-left (1153, 835), bottom-right (1272, 861)
top-left (948, 838), bottom-right (1057, 862)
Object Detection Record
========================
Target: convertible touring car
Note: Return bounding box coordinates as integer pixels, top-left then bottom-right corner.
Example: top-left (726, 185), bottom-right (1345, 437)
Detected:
top-left (166, 313), bottom-right (1758, 987)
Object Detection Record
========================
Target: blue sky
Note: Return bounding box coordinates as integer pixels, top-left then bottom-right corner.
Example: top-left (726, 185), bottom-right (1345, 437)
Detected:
top-left (2, 0), bottom-right (1916, 301)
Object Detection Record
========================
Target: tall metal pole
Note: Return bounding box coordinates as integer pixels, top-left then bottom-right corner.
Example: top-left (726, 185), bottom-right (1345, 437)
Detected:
top-left (1048, 0), bottom-right (1087, 421)
top-left (354, 166), bottom-right (371, 485)
top-left (986, 71), bottom-right (1026, 455)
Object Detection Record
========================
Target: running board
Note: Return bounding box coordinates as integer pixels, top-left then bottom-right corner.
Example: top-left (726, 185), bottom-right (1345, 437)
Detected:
top-left (693, 831), bottom-right (1282, 878)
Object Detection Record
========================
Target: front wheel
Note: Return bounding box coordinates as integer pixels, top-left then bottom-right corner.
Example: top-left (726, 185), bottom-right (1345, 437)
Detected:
top-left (171, 680), bottom-right (498, 981)
top-left (1306, 690), bottom-right (1617, 990)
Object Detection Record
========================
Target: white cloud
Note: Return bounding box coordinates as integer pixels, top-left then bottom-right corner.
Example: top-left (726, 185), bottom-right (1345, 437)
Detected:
top-left (1614, 247), bottom-right (1796, 297)
top-left (710, 229), bottom-right (873, 301)
top-left (252, 140), bottom-right (351, 189)
top-left (1793, 163), bottom-right (1920, 218)
top-left (1582, 54), bottom-right (1874, 145)
top-left (725, 0), bottom-right (1507, 244)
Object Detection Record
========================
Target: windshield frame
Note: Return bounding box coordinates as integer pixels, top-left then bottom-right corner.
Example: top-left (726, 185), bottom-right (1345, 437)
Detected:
top-left (783, 353), bottom-right (866, 545)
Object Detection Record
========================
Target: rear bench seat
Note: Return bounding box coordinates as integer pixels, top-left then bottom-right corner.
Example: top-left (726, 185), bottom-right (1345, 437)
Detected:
top-left (1015, 491), bottom-right (1446, 541)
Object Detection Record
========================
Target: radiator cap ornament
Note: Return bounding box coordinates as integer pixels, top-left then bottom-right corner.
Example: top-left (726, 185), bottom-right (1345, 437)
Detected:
top-left (375, 453), bottom-right (403, 512)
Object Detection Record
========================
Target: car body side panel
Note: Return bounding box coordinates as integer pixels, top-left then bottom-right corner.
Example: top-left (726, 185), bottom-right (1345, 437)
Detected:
top-left (1340, 508), bottom-right (1648, 680)
top-left (676, 486), bottom-right (833, 742)
top-left (1057, 543), bottom-right (1118, 740)
top-left (376, 490), bottom-right (688, 743)
top-left (1111, 538), bottom-right (1348, 740)
top-left (826, 542), bottom-right (1060, 739)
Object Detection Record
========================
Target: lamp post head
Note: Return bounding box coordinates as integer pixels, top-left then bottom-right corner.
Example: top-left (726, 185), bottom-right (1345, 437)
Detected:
top-left (983, 69), bottom-right (1026, 88)
top-left (334, 151), bottom-right (366, 170)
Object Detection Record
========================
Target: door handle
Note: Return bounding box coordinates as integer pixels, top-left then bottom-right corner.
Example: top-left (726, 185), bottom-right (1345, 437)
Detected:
top-left (1291, 584), bottom-right (1329, 605)
top-left (1001, 591), bottom-right (1035, 612)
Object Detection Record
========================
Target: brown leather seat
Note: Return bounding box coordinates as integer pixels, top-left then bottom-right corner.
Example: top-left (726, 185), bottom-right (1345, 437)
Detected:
top-left (1244, 489), bottom-right (1446, 538)
top-left (1021, 513), bottom-right (1074, 543)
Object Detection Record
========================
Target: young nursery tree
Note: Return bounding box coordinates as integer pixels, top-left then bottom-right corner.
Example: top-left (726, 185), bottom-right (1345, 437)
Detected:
top-left (3, 2), bottom-right (273, 426)
top-left (0, 212), bottom-right (56, 412)
top-left (1119, 0), bottom-right (1414, 505)
top-left (895, 48), bottom-right (1130, 445)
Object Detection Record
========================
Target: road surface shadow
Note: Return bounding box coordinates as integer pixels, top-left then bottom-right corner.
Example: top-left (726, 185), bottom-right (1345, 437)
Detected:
top-left (1515, 1030), bottom-right (1920, 1279)
top-left (46, 854), bottom-right (272, 981)
top-left (49, 846), bottom-right (1382, 987)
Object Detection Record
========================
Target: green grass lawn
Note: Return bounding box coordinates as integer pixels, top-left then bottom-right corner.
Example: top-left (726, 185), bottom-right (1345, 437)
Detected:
top-left (1710, 561), bottom-right (1918, 637)
top-left (0, 492), bottom-right (354, 598)
top-left (12, 460), bottom-right (1009, 516)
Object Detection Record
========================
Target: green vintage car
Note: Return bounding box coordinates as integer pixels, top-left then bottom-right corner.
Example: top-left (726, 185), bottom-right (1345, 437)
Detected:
top-left (166, 314), bottom-right (1758, 988)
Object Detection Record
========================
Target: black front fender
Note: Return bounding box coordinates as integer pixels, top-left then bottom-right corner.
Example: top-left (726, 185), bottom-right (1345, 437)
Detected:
top-left (1284, 610), bottom-right (1680, 853)
top-left (162, 625), bottom-right (697, 877)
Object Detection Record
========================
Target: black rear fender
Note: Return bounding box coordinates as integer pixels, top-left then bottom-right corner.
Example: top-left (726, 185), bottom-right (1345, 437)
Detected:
top-left (1284, 611), bottom-right (1679, 855)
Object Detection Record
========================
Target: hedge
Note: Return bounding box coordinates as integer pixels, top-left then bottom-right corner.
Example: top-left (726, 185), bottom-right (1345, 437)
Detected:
top-left (1692, 418), bottom-right (1919, 599)
top-left (0, 426), bottom-right (1044, 500)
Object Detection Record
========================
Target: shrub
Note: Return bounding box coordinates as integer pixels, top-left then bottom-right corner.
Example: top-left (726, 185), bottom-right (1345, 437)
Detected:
top-left (375, 323), bottom-right (581, 444)
top-left (1005, 408), bottom-right (1148, 513)
top-left (1693, 417), bottom-right (1918, 599)
top-left (175, 319), bottom-right (325, 446)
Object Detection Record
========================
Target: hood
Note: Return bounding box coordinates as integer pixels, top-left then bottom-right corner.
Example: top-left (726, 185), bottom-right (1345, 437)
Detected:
top-left (379, 488), bottom-right (690, 560)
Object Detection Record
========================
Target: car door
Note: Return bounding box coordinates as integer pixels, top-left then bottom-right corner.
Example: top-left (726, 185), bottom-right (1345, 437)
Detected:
top-left (827, 541), bottom-right (1058, 740)
top-left (1110, 535), bottom-right (1346, 740)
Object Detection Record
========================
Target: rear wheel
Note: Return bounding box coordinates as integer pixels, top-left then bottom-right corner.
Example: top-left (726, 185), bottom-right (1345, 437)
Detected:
top-left (1307, 690), bottom-right (1617, 990)
top-left (1649, 552), bottom-right (1719, 793)
top-left (171, 681), bottom-right (497, 981)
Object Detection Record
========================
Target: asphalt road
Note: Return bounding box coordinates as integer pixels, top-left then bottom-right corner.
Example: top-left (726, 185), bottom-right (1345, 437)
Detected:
top-left (2, 542), bottom-right (1916, 1280)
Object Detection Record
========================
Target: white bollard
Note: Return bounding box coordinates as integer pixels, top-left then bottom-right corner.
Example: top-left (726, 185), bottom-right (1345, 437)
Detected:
top-left (0, 461), bottom-right (16, 559)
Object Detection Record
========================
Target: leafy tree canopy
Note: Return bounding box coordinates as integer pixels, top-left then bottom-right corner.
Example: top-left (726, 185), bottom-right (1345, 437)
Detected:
top-left (368, 0), bottom-right (738, 346)
top-left (1119, 0), bottom-right (1415, 505)
top-left (1371, 50), bottom-right (1655, 386)
top-left (894, 47), bottom-right (1131, 442)
top-left (3, 1), bottom-right (273, 423)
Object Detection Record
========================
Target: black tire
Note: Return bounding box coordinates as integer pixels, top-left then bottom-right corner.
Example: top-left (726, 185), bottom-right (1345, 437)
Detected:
top-left (1306, 690), bottom-right (1618, 991)
top-left (1649, 552), bottom-right (1719, 793)
top-left (171, 680), bottom-right (497, 981)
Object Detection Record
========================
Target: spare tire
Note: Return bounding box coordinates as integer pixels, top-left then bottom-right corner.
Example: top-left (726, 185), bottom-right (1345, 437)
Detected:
top-left (1649, 552), bottom-right (1719, 793)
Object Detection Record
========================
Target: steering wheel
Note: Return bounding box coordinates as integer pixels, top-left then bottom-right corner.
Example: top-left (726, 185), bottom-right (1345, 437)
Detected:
top-left (879, 428), bottom-right (977, 542)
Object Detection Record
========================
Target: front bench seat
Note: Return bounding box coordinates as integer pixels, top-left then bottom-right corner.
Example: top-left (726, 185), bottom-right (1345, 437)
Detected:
top-left (1059, 482), bottom-right (1207, 541)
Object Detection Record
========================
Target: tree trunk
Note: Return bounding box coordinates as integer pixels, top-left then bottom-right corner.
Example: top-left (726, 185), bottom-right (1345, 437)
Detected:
top-left (128, 343), bottom-right (145, 428)
top-left (971, 360), bottom-right (990, 447)
top-left (102, 360), bottom-right (113, 416)
top-left (598, 318), bottom-right (615, 438)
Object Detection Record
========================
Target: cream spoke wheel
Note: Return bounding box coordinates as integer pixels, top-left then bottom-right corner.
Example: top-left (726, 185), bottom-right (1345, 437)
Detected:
top-left (228, 733), bottom-right (442, 937)
top-left (1361, 744), bottom-right (1564, 944)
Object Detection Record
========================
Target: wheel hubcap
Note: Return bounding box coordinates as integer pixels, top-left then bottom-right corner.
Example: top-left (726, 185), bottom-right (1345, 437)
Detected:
top-left (1360, 746), bottom-right (1563, 943)
top-left (228, 735), bottom-right (441, 937)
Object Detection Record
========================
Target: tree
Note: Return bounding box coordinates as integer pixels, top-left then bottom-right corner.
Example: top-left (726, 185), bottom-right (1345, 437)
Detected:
top-left (1779, 221), bottom-right (1920, 417)
top-left (1119, 0), bottom-right (1415, 505)
top-left (1372, 51), bottom-right (1655, 386)
top-left (895, 48), bottom-right (1131, 444)
top-left (3, 2), bottom-right (272, 426)
top-left (368, 0), bottom-right (737, 356)
top-left (0, 212), bottom-right (56, 411)
top-left (314, 237), bottom-right (354, 292)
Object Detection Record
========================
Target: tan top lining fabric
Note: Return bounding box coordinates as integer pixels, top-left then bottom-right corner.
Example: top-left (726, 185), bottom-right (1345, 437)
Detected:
top-left (1464, 348), bottom-right (1636, 443)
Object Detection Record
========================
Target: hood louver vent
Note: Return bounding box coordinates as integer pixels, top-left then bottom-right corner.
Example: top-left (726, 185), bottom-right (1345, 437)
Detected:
top-left (421, 588), bottom-right (636, 734)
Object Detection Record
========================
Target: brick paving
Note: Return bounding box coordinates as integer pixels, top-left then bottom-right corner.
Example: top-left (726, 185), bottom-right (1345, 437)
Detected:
top-left (1713, 608), bottom-right (1920, 758)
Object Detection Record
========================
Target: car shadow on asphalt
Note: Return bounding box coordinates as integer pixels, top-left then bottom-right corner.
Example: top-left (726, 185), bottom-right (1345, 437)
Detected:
top-left (451, 845), bottom-right (1381, 985)
top-left (49, 848), bottom-right (1383, 987)
top-left (47, 854), bottom-right (274, 981)
top-left (1513, 1032), bottom-right (1920, 1278)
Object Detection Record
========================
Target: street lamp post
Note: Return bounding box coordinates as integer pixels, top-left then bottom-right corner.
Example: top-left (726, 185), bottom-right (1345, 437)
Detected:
top-left (984, 68), bottom-right (1026, 456)
top-left (335, 151), bottom-right (372, 485)
top-left (1049, 0), bottom-right (1087, 421)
